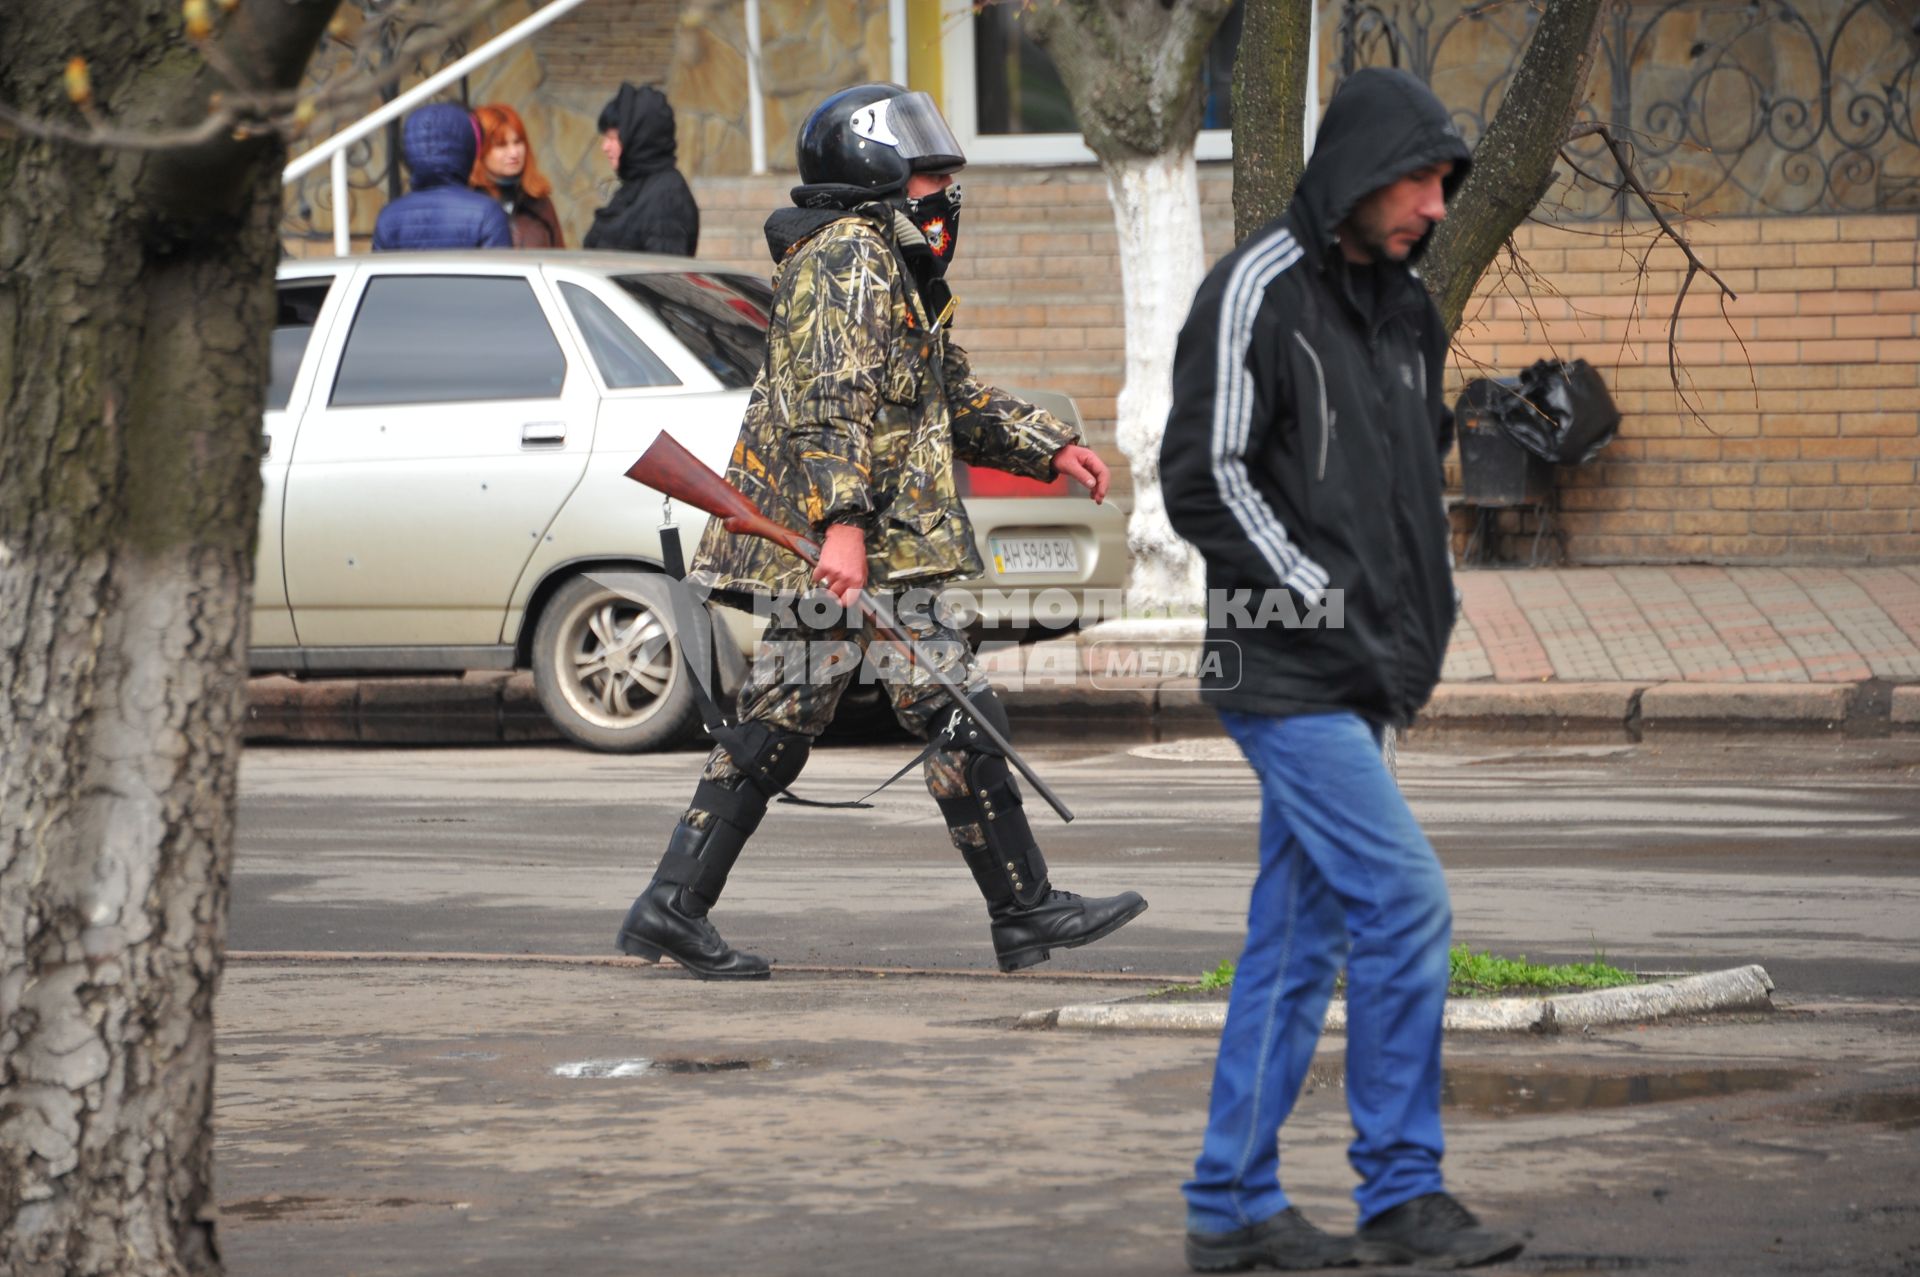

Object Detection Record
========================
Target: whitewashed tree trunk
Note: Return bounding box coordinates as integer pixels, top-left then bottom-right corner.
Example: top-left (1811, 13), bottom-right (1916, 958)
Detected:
top-left (1018, 0), bottom-right (1234, 613)
top-left (1104, 148), bottom-right (1209, 613)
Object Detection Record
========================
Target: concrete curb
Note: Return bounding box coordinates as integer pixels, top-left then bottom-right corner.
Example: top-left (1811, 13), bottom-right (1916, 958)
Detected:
top-left (244, 668), bottom-right (1917, 747)
top-left (1014, 964), bottom-right (1775, 1036)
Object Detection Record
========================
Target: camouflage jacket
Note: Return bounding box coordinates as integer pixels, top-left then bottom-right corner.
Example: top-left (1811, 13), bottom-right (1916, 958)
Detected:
top-left (688, 205), bottom-right (1079, 603)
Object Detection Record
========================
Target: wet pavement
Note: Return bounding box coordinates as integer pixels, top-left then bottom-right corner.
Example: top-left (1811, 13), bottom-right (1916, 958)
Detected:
top-left (217, 736), bottom-right (1920, 1274)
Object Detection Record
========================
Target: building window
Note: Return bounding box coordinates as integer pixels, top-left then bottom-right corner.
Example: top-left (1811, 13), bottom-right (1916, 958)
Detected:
top-left (941, 0), bottom-right (1247, 164)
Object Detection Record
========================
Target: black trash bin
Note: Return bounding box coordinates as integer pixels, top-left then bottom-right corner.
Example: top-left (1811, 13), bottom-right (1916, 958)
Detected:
top-left (1456, 377), bottom-right (1552, 507)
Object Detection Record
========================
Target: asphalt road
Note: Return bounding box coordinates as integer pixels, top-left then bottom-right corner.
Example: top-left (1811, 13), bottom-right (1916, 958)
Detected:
top-left (217, 732), bottom-right (1920, 1277)
top-left (232, 733), bottom-right (1920, 996)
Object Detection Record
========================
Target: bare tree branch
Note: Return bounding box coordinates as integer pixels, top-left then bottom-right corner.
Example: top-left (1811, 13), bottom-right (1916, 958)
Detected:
top-left (0, 0), bottom-right (520, 157)
top-left (1567, 121), bottom-right (1743, 413)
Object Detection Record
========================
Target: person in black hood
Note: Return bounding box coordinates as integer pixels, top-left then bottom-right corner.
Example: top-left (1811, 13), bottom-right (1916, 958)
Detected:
top-left (583, 83), bottom-right (699, 255)
top-left (1164, 68), bottom-right (1525, 1273)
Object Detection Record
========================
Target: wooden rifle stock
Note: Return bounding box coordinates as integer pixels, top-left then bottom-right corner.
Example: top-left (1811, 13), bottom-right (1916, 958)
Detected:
top-left (623, 431), bottom-right (1073, 823)
top-left (625, 432), bottom-right (816, 561)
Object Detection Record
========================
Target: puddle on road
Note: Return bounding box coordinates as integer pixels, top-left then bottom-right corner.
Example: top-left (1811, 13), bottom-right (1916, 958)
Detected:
top-left (553, 1056), bottom-right (781, 1079)
top-left (221, 1194), bottom-right (426, 1222)
top-left (1302, 1062), bottom-right (1810, 1117)
top-left (1800, 1088), bottom-right (1920, 1131)
top-left (1443, 1066), bottom-right (1809, 1117)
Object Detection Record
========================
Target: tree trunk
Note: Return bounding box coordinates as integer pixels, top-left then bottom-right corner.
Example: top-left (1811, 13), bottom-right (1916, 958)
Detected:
top-left (1103, 149), bottom-right (1207, 609)
top-left (0, 4), bottom-right (337, 1273)
top-left (1419, 0), bottom-right (1608, 333)
top-left (1231, 0), bottom-right (1313, 242)
top-left (1020, 0), bottom-right (1233, 612)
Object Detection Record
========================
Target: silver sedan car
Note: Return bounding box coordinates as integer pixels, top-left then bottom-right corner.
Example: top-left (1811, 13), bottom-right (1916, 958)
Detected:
top-left (259, 250), bottom-right (1126, 751)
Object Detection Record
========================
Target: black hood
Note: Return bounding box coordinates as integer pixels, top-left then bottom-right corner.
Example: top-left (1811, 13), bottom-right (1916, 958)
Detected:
top-left (1292, 67), bottom-right (1473, 265)
top-left (600, 83), bottom-right (677, 180)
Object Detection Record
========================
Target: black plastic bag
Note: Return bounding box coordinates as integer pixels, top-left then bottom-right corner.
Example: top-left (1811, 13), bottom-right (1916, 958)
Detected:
top-left (1500, 358), bottom-right (1621, 465)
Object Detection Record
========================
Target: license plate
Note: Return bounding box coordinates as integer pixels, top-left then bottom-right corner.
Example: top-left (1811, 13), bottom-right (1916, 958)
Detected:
top-left (990, 535), bottom-right (1079, 576)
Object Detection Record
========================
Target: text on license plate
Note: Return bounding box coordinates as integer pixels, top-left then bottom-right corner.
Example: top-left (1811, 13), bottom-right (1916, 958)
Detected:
top-left (990, 535), bottom-right (1079, 575)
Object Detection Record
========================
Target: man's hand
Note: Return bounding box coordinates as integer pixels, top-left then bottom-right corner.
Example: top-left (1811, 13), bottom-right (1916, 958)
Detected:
top-left (1051, 443), bottom-right (1110, 504)
top-left (812, 522), bottom-right (868, 608)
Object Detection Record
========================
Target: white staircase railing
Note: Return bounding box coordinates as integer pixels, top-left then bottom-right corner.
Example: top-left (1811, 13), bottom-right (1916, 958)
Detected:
top-left (282, 0), bottom-right (594, 255)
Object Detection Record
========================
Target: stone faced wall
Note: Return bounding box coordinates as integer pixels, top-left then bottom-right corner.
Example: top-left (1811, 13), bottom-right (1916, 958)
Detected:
top-left (282, 0), bottom-right (681, 251)
top-left (668, 0), bottom-right (893, 177)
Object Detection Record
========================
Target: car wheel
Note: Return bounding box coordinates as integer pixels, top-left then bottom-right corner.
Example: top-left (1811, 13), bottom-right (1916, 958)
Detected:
top-left (531, 573), bottom-right (702, 753)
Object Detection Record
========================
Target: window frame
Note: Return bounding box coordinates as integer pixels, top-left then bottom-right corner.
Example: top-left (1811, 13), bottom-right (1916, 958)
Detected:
top-left (327, 271), bottom-right (572, 409)
top-left (540, 264), bottom-right (758, 397)
top-left (556, 280), bottom-right (683, 392)
top-left (937, 0), bottom-right (1236, 166)
top-left (268, 276), bottom-right (337, 413)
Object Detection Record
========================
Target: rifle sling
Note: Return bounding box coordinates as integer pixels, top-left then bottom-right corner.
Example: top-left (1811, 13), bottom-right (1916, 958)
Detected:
top-left (659, 571), bottom-right (937, 811)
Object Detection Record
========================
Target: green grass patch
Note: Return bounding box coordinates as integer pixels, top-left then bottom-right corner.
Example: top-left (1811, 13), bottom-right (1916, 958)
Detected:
top-left (1198, 959), bottom-right (1236, 991)
top-left (1445, 945), bottom-right (1639, 996)
top-left (1166, 946), bottom-right (1641, 999)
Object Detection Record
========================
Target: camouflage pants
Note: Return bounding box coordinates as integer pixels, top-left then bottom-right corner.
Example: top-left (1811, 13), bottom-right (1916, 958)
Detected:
top-left (685, 605), bottom-right (995, 853)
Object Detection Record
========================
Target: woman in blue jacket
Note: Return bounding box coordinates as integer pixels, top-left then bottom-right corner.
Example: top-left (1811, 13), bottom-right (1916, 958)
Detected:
top-left (372, 103), bottom-right (512, 252)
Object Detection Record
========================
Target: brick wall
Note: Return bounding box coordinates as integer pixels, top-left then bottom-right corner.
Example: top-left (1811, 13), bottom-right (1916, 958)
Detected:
top-left (692, 170), bottom-right (1920, 565)
top-left (691, 165), bottom-right (1237, 499)
top-left (1451, 215), bottom-right (1920, 564)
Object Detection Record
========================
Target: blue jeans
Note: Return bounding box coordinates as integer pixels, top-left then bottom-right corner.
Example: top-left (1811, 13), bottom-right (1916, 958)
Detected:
top-left (1184, 710), bottom-right (1452, 1233)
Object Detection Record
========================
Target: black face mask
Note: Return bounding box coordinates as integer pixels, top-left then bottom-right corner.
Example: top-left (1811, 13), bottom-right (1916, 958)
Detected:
top-left (907, 184), bottom-right (962, 266)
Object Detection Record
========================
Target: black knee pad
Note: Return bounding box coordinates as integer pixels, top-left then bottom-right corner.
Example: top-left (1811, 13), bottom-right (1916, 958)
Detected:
top-left (927, 686), bottom-right (1012, 758)
top-left (712, 720), bottom-right (812, 799)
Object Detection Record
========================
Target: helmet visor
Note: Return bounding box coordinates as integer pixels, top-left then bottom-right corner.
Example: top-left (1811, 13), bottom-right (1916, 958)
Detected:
top-left (847, 90), bottom-right (966, 174)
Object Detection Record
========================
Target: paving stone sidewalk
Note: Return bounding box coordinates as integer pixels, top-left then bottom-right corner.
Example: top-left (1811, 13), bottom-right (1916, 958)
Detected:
top-left (1441, 564), bottom-right (1920, 684)
top-left (245, 565), bottom-right (1920, 744)
top-left (993, 564), bottom-right (1920, 737)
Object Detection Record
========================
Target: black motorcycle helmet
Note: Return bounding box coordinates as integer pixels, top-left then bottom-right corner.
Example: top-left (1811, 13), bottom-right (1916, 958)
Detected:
top-left (795, 83), bottom-right (966, 196)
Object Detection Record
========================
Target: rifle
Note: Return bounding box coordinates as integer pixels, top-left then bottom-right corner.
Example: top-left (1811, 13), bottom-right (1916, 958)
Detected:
top-left (625, 431), bottom-right (1074, 824)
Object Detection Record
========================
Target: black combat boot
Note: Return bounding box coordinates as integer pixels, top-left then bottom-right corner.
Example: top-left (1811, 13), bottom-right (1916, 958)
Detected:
top-left (931, 692), bottom-right (1147, 972)
top-left (963, 843), bottom-right (1148, 972)
top-left (616, 819), bottom-right (770, 980)
top-left (616, 727), bottom-right (811, 980)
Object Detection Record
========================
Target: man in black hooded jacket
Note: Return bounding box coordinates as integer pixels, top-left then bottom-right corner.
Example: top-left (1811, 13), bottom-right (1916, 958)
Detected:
top-left (1161, 68), bottom-right (1525, 1272)
top-left (585, 83), bottom-right (699, 255)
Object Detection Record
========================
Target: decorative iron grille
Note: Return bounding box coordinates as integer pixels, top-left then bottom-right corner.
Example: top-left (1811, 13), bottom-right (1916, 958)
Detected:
top-left (1333, 0), bottom-right (1920, 218)
top-left (281, 0), bottom-right (475, 248)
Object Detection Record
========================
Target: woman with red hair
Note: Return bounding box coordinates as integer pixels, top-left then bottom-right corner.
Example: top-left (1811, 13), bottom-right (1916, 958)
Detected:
top-left (470, 103), bottom-right (566, 248)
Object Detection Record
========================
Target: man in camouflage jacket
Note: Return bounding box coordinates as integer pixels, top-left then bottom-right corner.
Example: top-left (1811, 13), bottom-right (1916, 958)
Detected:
top-left (616, 83), bottom-right (1148, 981)
top-left (689, 204), bottom-right (1076, 599)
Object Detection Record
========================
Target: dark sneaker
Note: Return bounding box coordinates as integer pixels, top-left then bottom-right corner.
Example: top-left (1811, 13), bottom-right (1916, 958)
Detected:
top-left (1355, 1192), bottom-right (1523, 1269)
top-left (989, 889), bottom-right (1147, 972)
top-left (1186, 1207), bottom-right (1356, 1272)
top-left (616, 882), bottom-right (771, 980)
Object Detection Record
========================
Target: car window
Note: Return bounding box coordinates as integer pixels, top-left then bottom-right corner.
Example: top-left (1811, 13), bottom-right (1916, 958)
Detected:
top-left (269, 278), bottom-right (334, 411)
top-left (331, 274), bottom-right (567, 407)
top-left (613, 273), bottom-right (769, 390)
top-left (560, 282), bottom-right (679, 389)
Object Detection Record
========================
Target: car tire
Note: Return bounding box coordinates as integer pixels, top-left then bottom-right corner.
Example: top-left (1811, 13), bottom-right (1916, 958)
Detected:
top-left (531, 573), bottom-right (703, 753)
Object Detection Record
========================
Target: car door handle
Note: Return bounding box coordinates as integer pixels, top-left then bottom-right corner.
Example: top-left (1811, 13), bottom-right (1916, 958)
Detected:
top-left (522, 421), bottom-right (567, 447)
top-left (262, 433), bottom-right (272, 459)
